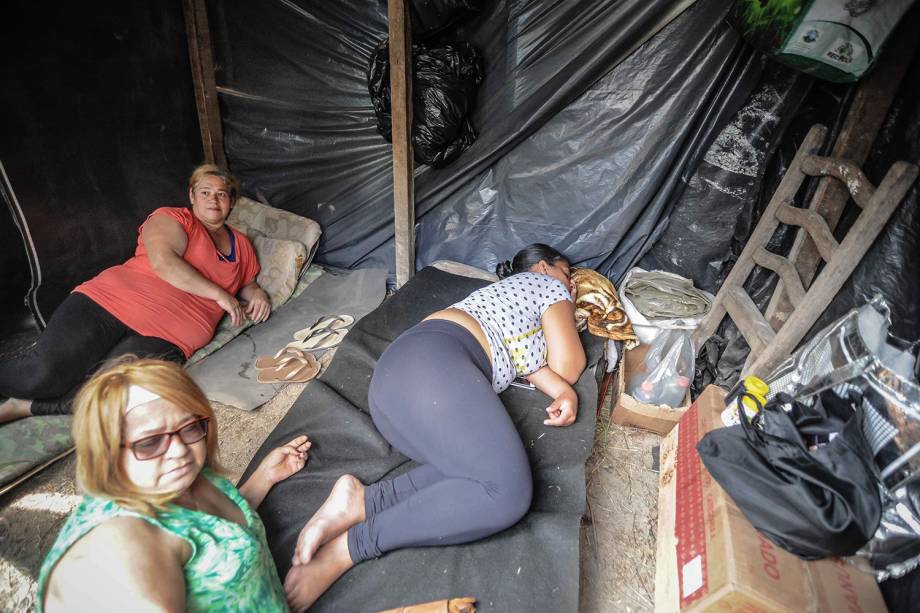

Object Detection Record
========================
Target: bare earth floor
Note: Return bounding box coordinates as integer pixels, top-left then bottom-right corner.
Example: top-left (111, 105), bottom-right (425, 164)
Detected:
top-left (0, 362), bottom-right (659, 612)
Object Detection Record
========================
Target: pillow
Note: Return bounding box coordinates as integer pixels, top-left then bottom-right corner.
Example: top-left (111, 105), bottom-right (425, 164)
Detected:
top-left (252, 236), bottom-right (308, 308)
top-left (228, 196), bottom-right (322, 267)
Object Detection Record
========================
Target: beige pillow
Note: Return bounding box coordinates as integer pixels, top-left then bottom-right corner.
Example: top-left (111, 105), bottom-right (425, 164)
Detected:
top-left (252, 236), bottom-right (308, 308)
top-left (228, 196), bottom-right (321, 266)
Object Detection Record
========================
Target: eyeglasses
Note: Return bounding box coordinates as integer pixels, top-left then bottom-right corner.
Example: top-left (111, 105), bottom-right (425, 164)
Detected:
top-left (122, 417), bottom-right (209, 461)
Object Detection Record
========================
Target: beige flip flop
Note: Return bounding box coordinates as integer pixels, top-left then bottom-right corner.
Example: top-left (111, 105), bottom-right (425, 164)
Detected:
top-left (293, 315), bottom-right (354, 342)
top-left (286, 328), bottom-right (348, 352)
top-left (255, 347), bottom-right (310, 370)
top-left (256, 352), bottom-right (320, 384)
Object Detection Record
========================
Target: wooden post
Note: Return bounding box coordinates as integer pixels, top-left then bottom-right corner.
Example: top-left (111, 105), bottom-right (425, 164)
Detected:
top-left (388, 0), bottom-right (415, 287)
top-left (182, 0), bottom-right (227, 168)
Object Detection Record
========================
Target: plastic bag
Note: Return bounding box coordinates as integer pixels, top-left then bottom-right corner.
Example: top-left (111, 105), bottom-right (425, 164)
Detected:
top-left (728, 0), bottom-right (914, 83)
top-left (619, 267), bottom-right (714, 344)
top-left (698, 390), bottom-right (883, 560)
top-left (367, 39), bottom-right (483, 168)
top-left (628, 329), bottom-right (695, 407)
top-left (855, 480), bottom-right (920, 580)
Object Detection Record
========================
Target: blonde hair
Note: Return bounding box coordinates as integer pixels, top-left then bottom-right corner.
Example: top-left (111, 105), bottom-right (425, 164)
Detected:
top-left (188, 163), bottom-right (240, 204)
top-left (72, 357), bottom-right (221, 515)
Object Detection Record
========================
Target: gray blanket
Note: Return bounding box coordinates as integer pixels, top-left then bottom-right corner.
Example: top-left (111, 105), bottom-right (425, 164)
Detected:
top-left (241, 267), bottom-right (605, 612)
top-left (187, 267), bottom-right (387, 410)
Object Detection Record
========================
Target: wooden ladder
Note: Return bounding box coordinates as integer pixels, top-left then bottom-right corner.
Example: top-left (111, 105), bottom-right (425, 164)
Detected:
top-left (691, 123), bottom-right (919, 379)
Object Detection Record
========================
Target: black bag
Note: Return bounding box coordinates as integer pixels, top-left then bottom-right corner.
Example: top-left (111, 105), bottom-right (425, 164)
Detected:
top-left (367, 39), bottom-right (483, 168)
top-left (697, 391), bottom-right (882, 560)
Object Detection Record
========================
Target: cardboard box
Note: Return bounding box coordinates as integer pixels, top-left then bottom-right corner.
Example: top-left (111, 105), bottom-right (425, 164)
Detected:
top-left (655, 385), bottom-right (888, 613)
top-left (610, 344), bottom-right (690, 435)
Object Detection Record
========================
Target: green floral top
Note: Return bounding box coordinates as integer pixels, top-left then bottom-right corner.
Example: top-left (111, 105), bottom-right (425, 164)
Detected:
top-left (36, 468), bottom-right (288, 612)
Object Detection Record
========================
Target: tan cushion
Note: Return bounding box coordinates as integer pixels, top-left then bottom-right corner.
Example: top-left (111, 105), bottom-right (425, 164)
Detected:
top-left (228, 196), bottom-right (321, 266)
top-left (252, 236), bottom-right (308, 308)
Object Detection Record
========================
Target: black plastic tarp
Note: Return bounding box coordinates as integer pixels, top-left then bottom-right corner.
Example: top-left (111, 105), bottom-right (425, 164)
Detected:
top-left (209, 0), bottom-right (761, 281)
top-left (0, 1), bottom-right (203, 326)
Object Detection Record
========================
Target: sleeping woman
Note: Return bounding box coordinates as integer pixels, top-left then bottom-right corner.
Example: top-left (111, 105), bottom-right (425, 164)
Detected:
top-left (282, 243), bottom-right (586, 611)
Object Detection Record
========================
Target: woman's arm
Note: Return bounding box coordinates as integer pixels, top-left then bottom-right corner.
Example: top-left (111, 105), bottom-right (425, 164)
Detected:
top-left (526, 366), bottom-right (578, 427)
top-left (542, 300), bottom-right (586, 384)
top-left (142, 215), bottom-right (245, 326)
top-left (238, 435), bottom-right (311, 510)
top-left (45, 517), bottom-right (186, 612)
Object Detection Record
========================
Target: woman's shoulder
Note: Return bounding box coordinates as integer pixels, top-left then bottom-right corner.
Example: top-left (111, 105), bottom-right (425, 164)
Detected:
top-left (146, 206), bottom-right (195, 231)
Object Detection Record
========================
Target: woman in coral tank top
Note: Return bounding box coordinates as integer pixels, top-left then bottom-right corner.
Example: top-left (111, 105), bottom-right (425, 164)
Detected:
top-left (0, 164), bottom-right (270, 423)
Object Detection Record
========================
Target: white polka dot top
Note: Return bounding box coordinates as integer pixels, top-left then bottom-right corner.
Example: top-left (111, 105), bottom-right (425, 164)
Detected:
top-left (452, 272), bottom-right (573, 393)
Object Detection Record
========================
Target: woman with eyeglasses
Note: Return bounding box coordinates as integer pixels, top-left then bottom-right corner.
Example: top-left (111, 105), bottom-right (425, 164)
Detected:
top-left (37, 358), bottom-right (308, 612)
top-left (0, 164), bottom-right (270, 424)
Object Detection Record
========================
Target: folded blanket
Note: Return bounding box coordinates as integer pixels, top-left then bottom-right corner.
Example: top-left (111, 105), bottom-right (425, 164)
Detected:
top-left (572, 267), bottom-right (638, 349)
top-left (623, 270), bottom-right (712, 320)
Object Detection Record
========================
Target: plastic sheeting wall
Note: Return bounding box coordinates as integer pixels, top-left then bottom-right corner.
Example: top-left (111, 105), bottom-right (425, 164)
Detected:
top-left (0, 1), bottom-right (203, 326)
top-left (209, 0), bottom-right (761, 281)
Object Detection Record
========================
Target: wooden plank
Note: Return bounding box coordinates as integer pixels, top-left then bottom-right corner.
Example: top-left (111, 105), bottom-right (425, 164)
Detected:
top-left (747, 161), bottom-right (919, 378)
top-left (691, 125), bottom-right (826, 348)
top-left (182, 0), bottom-right (226, 167)
top-left (775, 204), bottom-right (840, 263)
top-left (722, 286), bottom-right (776, 355)
top-left (654, 425), bottom-right (680, 613)
top-left (800, 155), bottom-right (875, 209)
top-left (752, 247), bottom-right (805, 308)
top-left (389, 0), bottom-right (415, 288)
top-left (764, 21), bottom-right (918, 329)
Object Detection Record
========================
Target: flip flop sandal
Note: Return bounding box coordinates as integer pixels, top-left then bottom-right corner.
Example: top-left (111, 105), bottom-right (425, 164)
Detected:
top-left (285, 328), bottom-right (348, 352)
top-left (256, 352), bottom-right (320, 384)
top-left (254, 347), bottom-right (310, 370)
top-left (292, 315), bottom-right (354, 342)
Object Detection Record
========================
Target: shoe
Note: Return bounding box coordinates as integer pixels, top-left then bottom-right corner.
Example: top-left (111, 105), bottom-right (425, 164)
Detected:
top-left (256, 352), bottom-right (320, 384)
top-left (255, 347), bottom-right (310, 370)
top-left (292, 315), bottom-right (354, 342)
top-left (285, 328), bottom-right (348, 352)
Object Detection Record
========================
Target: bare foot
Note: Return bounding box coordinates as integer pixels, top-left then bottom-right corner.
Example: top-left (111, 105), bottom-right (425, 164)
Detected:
top-left (284, 532), bottom-right (354, 612)
top-left (292, 474), bottom-right (365, 565)
top-left (0, 398), bottom-right (32, 424)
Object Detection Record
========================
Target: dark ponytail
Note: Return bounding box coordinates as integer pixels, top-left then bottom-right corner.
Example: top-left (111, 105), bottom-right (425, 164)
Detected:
top-left (495, 243), bottom-right (568, 279)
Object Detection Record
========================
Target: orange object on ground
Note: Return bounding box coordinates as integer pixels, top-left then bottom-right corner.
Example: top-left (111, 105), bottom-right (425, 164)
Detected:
top-left (75, 207), bottom-right (258, 358)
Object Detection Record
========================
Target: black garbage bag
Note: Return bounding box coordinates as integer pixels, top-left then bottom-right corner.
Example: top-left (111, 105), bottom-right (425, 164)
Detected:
top-left (697, 391), bottom-right (883, 560)
top-left (410, 0), bottom-right (482, 40)
top-left (368, 38), bottom-right (483, 168)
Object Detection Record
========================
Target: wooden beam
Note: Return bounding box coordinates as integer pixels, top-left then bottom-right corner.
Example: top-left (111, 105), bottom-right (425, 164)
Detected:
top-left (764, 19), bottom-right (919, 329)
top-left (182, 0), bottom-right (227, 168)
top-left (388, 0), bottom-right (415, 287)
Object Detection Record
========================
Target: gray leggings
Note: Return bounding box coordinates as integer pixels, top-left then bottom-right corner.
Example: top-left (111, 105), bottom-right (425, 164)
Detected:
top-left (347, 319), bottom-right (533, 562)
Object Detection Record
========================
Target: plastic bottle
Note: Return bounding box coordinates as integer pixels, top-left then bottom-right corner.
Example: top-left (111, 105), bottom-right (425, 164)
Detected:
top-left (658, 374), bottom-right (691, 408)
top-left (629, 377), bottom-right (660, 404)
top-left (721, 376), bottom-right (769, 427)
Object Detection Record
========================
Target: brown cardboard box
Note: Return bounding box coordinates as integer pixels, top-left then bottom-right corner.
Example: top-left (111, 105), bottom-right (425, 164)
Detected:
top-left (610, 343), bottom-right (690, 435)
top-left (655, 385), bottom-right (887, 613)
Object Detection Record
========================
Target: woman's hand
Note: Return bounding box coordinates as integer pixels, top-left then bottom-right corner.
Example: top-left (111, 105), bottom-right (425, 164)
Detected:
top-left (216, 290), bottom-right (245, 327)
top-left (259, 435), bottom-right (312, 485)
top-left (242, 286), bottom-right (271, 324)
top-left (544, 387), bottom-right (578, 427)
top-left (238, 435), bottom-right (311, 510)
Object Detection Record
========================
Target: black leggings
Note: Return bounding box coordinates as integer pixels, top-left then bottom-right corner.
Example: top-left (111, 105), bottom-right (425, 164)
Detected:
top-left (0, 292), bottom-right (184, 415)
top-left (347, 319), bottom-right (533, 562)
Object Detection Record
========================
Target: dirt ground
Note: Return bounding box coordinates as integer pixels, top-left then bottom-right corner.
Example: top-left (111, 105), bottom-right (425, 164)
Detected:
top-left (0, 356), bottom-right (659, 612)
